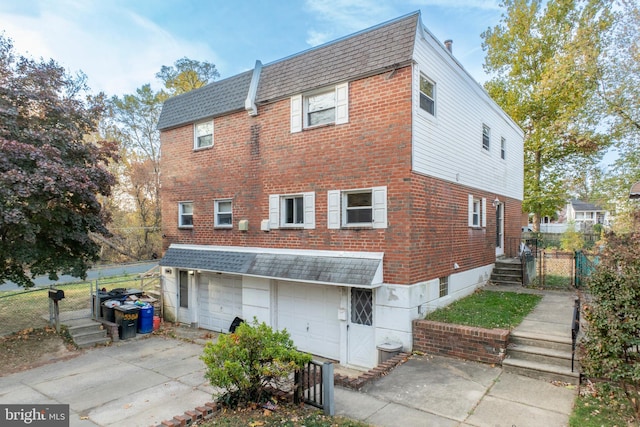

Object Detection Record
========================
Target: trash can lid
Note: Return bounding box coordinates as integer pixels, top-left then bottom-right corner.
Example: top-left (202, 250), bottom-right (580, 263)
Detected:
top-left (376, 342), bottom-right (403, 351)
top-left (103, 300), bottom-right (121, 308)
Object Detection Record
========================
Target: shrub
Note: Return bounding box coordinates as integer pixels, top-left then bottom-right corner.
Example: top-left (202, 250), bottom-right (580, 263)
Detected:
top-left (201, 318), bottom-right (312, 407)
top-left (582, 229), bottom-right (640, 420)
top-left (560, 223), bottom-right (585, 251)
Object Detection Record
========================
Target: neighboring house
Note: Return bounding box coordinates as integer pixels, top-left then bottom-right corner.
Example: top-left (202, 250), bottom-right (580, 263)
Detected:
top-left (157, 11), bottom-right (524, 369)
top-left (565, 200), bottom-right (609, 229)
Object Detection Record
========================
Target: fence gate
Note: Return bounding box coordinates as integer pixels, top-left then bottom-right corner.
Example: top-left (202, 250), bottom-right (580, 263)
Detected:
top-left (295, 361), bottom-right (335, 415)
top-left (575, 250), bottom-right (598, 288)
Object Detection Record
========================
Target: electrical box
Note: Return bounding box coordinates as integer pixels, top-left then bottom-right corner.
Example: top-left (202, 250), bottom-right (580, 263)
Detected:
top-left (238, 219), bottom-right (249, 231)
top-left (260, 219), bottom-right (270, 231)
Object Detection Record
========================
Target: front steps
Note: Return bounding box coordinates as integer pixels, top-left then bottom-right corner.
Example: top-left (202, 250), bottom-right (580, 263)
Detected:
top-left (503, 330), bottom-right (580, 385)
top-left (491, 259), bottom-right (522, 286)
top-left (65, 318), bottom-right (111, 348)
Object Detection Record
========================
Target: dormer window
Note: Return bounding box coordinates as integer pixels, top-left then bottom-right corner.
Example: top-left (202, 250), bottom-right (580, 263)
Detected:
top-left (290, 83), bottom-right (349, 132)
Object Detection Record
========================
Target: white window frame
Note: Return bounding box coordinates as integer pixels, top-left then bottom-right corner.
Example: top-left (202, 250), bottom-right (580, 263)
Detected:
top-left (482, 124), bottom-right (490, 151)
top-left (327, 186), bottom-right (387, 229)
top-left (269, 192), bottom-right (315, 229)
top-left (214, 199), bottom-right (232, 228)
top-left (468, 195), bottom-right (486, 228)
top-left (500, 137), bottom-right (506, 159)
top-left (178, 202), bottom-right (194, 228)
top-left (290, 82), bottom-right (348, 133)
top-left (419, 74), bottom-right (435, 116)
top-left (194, 119), bottom-right (214, 149)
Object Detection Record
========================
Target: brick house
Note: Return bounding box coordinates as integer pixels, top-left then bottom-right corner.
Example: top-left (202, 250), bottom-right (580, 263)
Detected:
top-left (157, 11), bottom-right (523, 369)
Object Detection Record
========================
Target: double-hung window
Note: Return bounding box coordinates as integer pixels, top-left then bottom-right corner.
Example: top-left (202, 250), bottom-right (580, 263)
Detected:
top-left (214, 199), bottom-right (232, 228)
top-left (419, 74), bottom-right (435, 116)
top-left (290, 82), bottom-right (349, 132)
top-left (482, 124), bottom-right (490, 151)
top-left (269, 192), bottom-right (315, 229)
top-left (194, 120), bottom-right (213, 149)
top-left (327, 186), bottom-right (387, 229)
top-left (468, 195), bottom-right (486, 228)
top-left (178, 202), bottom-right (194, 228)
top-left (501, 137), bottom-right (506, 159)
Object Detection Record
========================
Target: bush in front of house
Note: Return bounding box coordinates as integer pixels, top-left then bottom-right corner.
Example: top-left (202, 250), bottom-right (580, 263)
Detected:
top-left (581, 229), bottom-right (640, 421)
top-left (201, 318), bottom-right (312, 407)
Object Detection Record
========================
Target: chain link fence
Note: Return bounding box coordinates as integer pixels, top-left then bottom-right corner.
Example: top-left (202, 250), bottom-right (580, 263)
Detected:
top-left (0, 273), bottom-right (161, 337)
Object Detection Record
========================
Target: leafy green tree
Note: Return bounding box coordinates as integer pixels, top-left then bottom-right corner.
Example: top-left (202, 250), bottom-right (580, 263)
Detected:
top-left (102, 58), bottom-right (218, 260)
top-left (155, 57), bottom-right (219, 96)
top-left (201, 319), bottom-right (311, 406)
top-left (482, 0), bottom-right (614, 231)
top-left (0, 35), bottom-right (117, 287)
top-left (582, 225), bottom-right (640, 420)
top-left (560, 222), bottom-right (585, 251)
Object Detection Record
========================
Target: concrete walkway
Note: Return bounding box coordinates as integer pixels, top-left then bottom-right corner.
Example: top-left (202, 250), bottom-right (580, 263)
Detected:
top-left (335, 289), bottom-right (580, 427)
top-left (0, 336), bottom-right (215, 427)
top-left (0, 288), bottom-right (579, 427)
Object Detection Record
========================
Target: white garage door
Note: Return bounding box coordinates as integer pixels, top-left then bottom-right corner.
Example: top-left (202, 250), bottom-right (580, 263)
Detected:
top-left (198, 274), bottom-right (242, 332)
top-left (277, 281), bottom-right (341, 360)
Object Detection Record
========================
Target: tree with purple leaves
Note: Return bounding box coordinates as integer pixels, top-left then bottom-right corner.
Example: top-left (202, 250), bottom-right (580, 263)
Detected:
top-left (0, 35), bottom-right (118, 288)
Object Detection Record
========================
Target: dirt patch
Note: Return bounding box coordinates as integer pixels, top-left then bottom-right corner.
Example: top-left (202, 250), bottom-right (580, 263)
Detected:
top-left (0, 327), bottom-right (80, 376)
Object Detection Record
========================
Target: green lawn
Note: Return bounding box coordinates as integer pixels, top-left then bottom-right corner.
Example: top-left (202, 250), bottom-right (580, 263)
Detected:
top-left (570, 383), bottom-right (636, 427)
top-left (424, 290), bottom-right (542, 329)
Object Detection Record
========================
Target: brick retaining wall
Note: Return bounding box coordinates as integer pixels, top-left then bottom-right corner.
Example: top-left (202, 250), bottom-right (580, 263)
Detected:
top-left (413, 320), bottom-right (509, 364)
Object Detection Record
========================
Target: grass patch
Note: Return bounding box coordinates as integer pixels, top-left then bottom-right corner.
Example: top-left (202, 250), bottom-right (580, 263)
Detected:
top-left (424, 290), bottom-right (542, 329)
top-left (570, 382), bottom-right (636, 427)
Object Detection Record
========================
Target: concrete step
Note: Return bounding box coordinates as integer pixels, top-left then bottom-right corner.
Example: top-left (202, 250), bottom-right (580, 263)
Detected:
top-left (491, 273), bottom-right (522, 282)
top-left (67, 322), bottom-right (103, 336)
top-left (507, 343), bottom-right (576, 369)
top-left (502, 358), bottom-right (580, 385)
top-left (74, 332), bottom-right (111, 349)
top-left (510, 331), bottom-right (573, 353)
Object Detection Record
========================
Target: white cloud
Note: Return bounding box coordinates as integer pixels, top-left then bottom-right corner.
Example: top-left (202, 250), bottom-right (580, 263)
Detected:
top-left (0, 0), bottom-right (221, 97)
top-left (303, 0), bottom-right (398, 46)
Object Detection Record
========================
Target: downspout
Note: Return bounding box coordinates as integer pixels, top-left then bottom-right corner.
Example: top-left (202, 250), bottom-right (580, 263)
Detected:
top-left (245, 60), bottom-right (262, 116)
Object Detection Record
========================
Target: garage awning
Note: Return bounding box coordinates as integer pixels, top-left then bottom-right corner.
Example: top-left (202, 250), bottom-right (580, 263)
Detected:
top-left (159, 245), bottom-right (383, 287)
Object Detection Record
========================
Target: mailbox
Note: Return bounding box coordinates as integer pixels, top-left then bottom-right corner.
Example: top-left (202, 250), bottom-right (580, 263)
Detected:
top-left (48, 289), bottom-right (65, 301)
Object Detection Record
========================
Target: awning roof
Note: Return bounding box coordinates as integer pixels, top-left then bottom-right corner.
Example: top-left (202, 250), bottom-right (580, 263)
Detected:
top-left (159, 245), bottom-right (383, 288)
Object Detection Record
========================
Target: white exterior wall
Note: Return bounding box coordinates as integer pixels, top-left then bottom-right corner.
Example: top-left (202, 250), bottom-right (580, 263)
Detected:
top-left (411, 27), bottom-right (524, 201)
top-left (374, 263), bottom-right (493, 352)
top-left (242, 276), bottom-right (272, 325)
top-left (161, 268), bottom-right (178, 322)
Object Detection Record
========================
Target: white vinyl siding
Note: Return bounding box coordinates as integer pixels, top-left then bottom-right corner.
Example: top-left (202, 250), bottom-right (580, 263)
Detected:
top-left (327, 187), bottom-right (387, 229)
top-left (290, 83), bottom-right (348, 133)
top-left (411, 35), bottom-right (524, 202)
top-left (269, 192), bottom-right (315, 229)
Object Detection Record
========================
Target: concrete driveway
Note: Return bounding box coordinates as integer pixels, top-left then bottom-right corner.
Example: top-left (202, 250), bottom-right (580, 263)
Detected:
top-left (0, 336), bottom-right (214, 426)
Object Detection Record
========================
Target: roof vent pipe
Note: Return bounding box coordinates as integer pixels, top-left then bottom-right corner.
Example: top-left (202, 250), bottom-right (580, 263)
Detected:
top-left (444, 39), bottom-right (453, 53)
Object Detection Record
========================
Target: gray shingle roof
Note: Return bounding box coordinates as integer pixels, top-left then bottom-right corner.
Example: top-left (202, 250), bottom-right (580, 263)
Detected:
top-left (157, 71), bottom-right (253, 130)
top-left (256, 12), bottom-right (418, 103)
top-left (160, 247), bottom-right (382, 287)
top-left (157, 12), bottom-right (419, 130)
top-left (570, 199), bottom-right (604, 211)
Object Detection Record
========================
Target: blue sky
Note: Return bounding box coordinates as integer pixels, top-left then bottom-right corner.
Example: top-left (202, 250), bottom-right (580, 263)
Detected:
top-left (0, 0), bottom-right (504, 97)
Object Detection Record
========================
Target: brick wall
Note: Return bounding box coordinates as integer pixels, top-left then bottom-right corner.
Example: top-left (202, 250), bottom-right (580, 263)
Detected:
top-left (412, 319), bottom-right (509, 364)
top-left (160, 64), bottom-right (522, 285)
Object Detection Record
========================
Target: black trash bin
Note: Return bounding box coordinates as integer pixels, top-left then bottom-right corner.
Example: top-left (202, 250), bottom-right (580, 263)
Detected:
top-left (114, 305), bottom-right (140, 340)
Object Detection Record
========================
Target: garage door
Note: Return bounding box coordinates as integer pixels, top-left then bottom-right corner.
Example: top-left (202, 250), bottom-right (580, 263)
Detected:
top-left (198, 274), bottom-right (242, 332)
top-left (277, 281), bottom-right (341, 360)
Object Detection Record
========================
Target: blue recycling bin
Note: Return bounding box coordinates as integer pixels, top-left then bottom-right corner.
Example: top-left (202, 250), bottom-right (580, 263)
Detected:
top-left (137, 304), bottom-right (154, 334)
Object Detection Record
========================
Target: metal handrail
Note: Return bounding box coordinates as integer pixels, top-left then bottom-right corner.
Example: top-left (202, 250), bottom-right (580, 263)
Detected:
top-left (571, 297), bottom-right (580, 372)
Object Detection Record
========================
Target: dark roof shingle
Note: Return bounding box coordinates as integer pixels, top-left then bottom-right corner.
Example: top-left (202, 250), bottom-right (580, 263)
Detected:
top-left (157, 12), bottom-right (419, 130)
